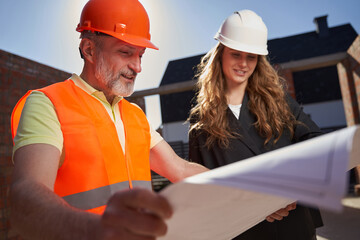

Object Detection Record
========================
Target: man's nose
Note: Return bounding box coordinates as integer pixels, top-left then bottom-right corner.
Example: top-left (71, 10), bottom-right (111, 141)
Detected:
top-left (129, 56), bottom-right (142, 73)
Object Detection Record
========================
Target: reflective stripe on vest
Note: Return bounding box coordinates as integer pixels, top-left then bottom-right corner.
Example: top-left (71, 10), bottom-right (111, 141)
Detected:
top-left (63, 180), bottom-right (151, 210)
top-left (11, 80), bottom-right (152, 214)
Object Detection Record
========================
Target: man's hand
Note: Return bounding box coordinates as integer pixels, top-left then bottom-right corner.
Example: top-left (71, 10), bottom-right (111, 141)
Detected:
top-left (265, 202), bottom-right (297, 222)
top-left (101, 188), bottom-right (173, 239)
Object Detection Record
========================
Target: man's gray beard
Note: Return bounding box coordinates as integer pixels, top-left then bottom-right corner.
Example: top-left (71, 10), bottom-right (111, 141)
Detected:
top-left (95, 53), bottom-right (135, 97)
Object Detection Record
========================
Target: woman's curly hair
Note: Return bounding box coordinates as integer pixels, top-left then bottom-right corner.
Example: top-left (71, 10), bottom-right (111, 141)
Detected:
top-left (189, 43), bottom-right (298, 149)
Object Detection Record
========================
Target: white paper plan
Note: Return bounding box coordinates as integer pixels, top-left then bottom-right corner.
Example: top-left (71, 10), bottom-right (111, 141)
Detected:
top-left (159, 126), bottom-right (360, 240)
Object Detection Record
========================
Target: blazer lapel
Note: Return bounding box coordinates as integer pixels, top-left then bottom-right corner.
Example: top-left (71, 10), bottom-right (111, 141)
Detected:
top-left (228, 93), bottom-right (262, 155)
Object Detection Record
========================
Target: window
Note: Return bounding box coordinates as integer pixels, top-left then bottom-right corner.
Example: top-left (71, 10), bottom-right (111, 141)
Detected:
top-left (293, 65), bottom-right (341, 104)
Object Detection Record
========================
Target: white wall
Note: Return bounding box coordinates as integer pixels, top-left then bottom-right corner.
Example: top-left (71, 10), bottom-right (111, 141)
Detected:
top-left (302, 100), bottom-right (346, 128)
top-left (162, 121), bottom-right (190, 143)
top-left (162, 100), bottom-right (346, 143)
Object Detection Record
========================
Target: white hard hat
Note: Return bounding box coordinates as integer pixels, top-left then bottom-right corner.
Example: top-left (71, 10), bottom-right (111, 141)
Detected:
top-left (214, 10), bottom-right (268, 55)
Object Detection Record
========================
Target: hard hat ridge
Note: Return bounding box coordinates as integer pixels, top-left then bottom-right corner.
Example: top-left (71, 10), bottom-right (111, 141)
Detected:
top-left (215, 9), bottom-right (268, 55)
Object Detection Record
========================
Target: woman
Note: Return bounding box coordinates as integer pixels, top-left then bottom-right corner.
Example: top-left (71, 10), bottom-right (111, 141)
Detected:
top-left (188, 10), bottom-right (323, 240)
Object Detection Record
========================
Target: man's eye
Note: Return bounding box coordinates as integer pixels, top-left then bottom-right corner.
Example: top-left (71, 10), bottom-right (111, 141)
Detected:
top-left (119, 50), bottom-right (130, 55)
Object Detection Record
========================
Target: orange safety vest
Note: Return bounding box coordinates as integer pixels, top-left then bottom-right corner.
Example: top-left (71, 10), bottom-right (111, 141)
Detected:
top-left (11, 80), bottom-right (152, 214)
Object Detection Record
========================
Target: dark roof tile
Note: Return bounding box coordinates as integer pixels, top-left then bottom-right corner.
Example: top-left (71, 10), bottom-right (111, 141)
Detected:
top-left (268, 24), bottom-right (357, 64)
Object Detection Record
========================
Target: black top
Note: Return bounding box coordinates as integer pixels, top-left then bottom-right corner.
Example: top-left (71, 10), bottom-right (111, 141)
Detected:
top-left (189, 93), bottom-right (323, 240)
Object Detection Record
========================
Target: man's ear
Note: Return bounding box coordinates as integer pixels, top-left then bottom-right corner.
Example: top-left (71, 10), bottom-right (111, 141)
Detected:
top-left (79, 38), bottom-right (96, 63)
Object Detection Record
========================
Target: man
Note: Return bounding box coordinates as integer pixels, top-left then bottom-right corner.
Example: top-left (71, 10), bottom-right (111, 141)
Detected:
top-left (10, 0), bottom-right (207, 239)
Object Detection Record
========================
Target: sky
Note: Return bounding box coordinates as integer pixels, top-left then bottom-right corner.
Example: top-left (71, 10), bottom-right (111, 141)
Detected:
top-left (1, 0), bottom-right (359, 129)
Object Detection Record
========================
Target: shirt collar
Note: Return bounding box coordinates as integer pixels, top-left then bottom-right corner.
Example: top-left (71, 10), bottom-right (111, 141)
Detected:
top-left (70, 73), bottom-right (123, 106)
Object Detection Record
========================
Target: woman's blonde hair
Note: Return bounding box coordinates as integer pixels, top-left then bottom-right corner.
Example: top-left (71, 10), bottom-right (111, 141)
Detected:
top-left (189, 43), bottom-right (297, 148)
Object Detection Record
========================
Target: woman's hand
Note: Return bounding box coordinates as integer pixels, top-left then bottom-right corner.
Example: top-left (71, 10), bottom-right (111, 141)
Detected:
top-left (265, 202), bottom-right (297, 222)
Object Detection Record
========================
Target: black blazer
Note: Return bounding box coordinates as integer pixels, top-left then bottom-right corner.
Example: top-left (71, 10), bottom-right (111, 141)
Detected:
top-left (189, 93), bottom-right (323, 240)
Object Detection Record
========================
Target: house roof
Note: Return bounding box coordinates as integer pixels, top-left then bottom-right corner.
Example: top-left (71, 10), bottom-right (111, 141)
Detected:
top-left (160, 54), bottom-right (204, 86)
top-left (160, 23), bottom-right (357, 86)
top-left (159, 22), bottom-right (358, 124)
top-left (267, 24), bottom-right (357, 64)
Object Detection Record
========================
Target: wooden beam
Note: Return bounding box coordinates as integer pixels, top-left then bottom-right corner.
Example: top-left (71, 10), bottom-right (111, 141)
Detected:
top-left (131, 79), bottom-right (197, 97)
top-left (278, 52), bottom-right (347, 71)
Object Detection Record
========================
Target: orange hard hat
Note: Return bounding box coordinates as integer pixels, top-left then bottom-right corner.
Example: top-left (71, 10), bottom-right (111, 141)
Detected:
top-left (76, 0), bottom-right (158, 50)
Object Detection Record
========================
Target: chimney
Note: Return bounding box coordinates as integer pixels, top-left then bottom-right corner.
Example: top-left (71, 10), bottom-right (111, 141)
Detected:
top-left (313, 15), bottom-right (329, 38)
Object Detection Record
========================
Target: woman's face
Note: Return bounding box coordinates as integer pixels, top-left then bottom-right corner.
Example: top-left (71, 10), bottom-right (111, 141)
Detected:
top-left (221, 46), bottom-right (258, 88)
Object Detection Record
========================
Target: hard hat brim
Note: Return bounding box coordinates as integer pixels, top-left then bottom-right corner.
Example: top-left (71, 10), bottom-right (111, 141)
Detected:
top-left (78, 27), bottom-right (159, 50)
top-left (107, 31), bottom-right (159, 50)
top-left (215, 33), bottom-right (268, 55)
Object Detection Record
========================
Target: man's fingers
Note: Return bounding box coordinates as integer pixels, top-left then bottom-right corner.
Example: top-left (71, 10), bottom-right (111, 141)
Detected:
top-left (102, 206), bottom-right (168, 236)
top-left (102, 227), bottom-right (156, 240)
top-left (108, 188), bottom-right (173, 219)
top-left (102, 188), bottom-right (173, 237)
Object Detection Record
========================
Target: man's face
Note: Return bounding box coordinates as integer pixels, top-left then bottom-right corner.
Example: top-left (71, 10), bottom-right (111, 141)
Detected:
top-left (94, 36), bottom-right (145, 98)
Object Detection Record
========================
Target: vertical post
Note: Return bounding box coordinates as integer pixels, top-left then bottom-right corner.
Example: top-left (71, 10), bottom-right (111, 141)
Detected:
top-left (338, 36), bottom-right (360, 195)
